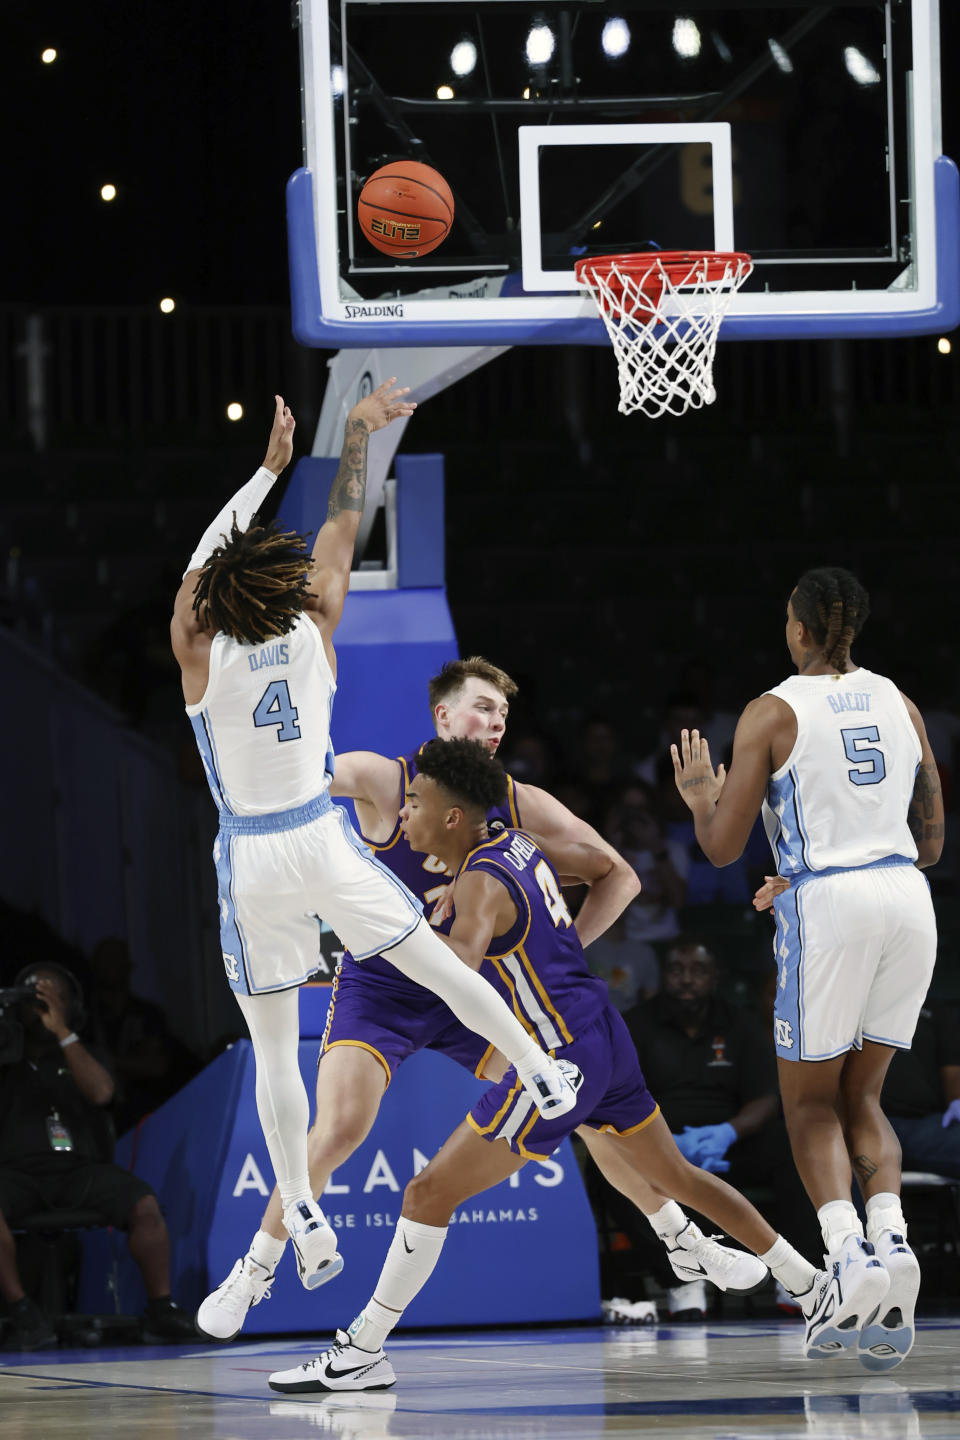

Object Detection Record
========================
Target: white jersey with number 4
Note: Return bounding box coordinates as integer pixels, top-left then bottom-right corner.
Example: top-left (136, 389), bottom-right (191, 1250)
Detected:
top-left (185, 615), bottom-right (335, 816)
top-left (762, 667), bottom-right (920, 879)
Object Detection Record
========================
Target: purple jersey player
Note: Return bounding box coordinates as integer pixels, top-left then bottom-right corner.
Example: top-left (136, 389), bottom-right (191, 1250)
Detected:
top-left (269, 739), bottom-right (826, 1395)
top-left (199, 660), bottom-right (782, 1343)
top-left (199, 657), bottom-right (643, 1340)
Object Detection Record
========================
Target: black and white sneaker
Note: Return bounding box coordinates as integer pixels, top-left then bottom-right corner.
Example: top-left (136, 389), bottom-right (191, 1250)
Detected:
top-left (801, 1237), bottom-right (890, 1359)
top-left (268, 1330), bottom-right (397, 1393)
top-left (282, 1198), bottom-right (342, 1291)
top-left (665, 1219), bottom-right (768, 1293)
top-left (524, 1056), bottom-right (584, 1119)
top-left (858, 1230), bottom-right (920, 1371)
top-left (196, 1254), bottom-right (275, 1341)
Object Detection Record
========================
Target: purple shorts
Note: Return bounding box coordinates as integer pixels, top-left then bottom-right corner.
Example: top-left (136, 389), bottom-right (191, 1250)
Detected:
top-left (321, 959), bottom-right (491, 1086)
top-left (468, 1003), bottom-right (659, 1161)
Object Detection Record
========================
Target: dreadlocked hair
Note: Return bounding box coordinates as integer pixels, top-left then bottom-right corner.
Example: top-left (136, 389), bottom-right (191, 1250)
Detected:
top-left (417, 737), bottom-right (508, 815)
top-left (792, 567), bottom-right (870, 672)
top-left (192, 516), bottom-right (311, 645)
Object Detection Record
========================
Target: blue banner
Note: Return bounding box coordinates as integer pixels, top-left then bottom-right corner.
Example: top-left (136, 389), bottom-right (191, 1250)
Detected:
top-left (82, 990), bottom-right (601, 1332)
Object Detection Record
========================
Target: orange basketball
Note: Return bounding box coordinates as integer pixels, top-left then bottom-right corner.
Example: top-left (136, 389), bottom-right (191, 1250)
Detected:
top-left (357, 161), bottom-right (455, 258)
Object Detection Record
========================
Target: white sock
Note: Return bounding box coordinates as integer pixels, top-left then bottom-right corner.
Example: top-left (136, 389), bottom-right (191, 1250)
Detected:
top-left (865, 1191), bottom-right (906, 1242)
top-left (513, 1042), bottom-right (557, 1090)
top-left (348, 1217), bottom-right (448, 1351)
top-left (248, 1229), bottom-right (286, 1272)
top-left (818, 1200), bottom-right (863, 1253)
top-left (347, 1298), bottom-right (400, 1354)
top-left (645, 1200), bottom-right (687, 1241)
top-left (279, 1175), bottom-right (314, 1210)
top-left (759, 1234), bottom-right (818, 1296)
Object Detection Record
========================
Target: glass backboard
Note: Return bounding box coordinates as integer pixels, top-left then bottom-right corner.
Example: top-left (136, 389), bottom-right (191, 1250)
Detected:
top-left (288, 0), bottom-right (958, 347)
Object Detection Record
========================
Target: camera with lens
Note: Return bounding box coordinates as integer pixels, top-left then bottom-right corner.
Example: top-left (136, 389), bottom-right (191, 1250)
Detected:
top-left (0, 983), bottom-right (42, 1065)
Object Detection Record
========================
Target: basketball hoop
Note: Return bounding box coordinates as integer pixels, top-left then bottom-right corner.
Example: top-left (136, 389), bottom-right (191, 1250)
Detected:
top-left (574, 251), bottom-right (753, 419)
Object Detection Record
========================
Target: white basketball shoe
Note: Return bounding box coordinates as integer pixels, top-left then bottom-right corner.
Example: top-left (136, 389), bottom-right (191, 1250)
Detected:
top-left (522, 1056), bottom-right (583, 1119)
top-left (196, 1254), bottom-right (275, 1341)
top-left (269, 1330), bottom-right (397, 1394)
top-left (858, 1229), bottom-right (921, 1372)
top-left (800, 1236), bottom-right (890, 1358)
top-left (665, 1219), bottom-right (769, 1293)
top-left (283, 1199), bottom-right (343, 1291)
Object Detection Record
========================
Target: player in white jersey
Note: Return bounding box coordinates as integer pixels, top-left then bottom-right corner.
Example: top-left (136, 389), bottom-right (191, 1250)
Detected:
top-left (170, 386), bottom-right (580, 1291)
top-left (671, 567), bottom-right (944, 1370)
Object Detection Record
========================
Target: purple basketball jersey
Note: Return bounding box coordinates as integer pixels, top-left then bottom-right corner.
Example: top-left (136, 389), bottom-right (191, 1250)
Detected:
top-left (461, 831), bottom-right (657, 1158)
top-left (460, 829), bottom-right (609, 1046)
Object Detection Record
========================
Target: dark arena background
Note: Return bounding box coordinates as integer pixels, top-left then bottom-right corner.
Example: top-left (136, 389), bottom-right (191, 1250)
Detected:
top-left (1, 4), bottom-right (959, 1437)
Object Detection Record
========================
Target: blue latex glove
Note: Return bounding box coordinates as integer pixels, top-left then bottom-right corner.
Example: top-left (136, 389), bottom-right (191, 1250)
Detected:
top-left (680, 1122), bottom-right (738, 1173)
top-left (671, 1130), bottom-right (702, 1163)
top-left (942, 1099), bottom-right (960, 1128)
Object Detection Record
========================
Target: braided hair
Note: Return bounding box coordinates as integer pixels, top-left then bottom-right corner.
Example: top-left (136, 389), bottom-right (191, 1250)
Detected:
top-left (791, 567), bottom-right (870, 672)
top-left (192, 517), bottom-right (311, 645)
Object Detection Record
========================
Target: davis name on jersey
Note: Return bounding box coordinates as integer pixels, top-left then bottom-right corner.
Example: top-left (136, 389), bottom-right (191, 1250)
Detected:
top-left (762, 667), bottom-right (920, 878)
top-left (185, 615), bottom-right (335, 816)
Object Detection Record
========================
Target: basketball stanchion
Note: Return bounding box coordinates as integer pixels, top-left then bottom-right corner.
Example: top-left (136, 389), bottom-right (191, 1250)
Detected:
top-left (574, 251), bottom-right (753, 419)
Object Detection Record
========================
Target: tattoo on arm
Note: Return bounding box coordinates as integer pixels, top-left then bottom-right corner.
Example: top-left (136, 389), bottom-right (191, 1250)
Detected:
top-left (853, 1153), bottom-right (878, 1185)
top-left (908, 762), bottom-right (944, 845)
top-left (327, 418), bottom-right (370, 520)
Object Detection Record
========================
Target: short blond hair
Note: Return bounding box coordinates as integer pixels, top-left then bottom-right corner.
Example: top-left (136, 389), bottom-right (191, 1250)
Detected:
top-left (428, 656), bottom-right (518, 722)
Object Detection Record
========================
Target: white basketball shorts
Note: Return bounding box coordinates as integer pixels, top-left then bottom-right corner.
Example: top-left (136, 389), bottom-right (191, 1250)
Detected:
top-left (771, 860), bottom-right (936, 1062)
top-left (213, 795), bottom-right (422, 995)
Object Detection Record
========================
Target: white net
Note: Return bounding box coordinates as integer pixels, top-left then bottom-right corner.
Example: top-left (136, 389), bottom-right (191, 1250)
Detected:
top-left (576, 252), bottom-right (753, 419)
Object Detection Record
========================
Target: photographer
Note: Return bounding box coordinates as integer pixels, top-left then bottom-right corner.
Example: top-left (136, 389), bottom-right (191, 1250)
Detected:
top-left (0, 964), bottom-right (196, 1349)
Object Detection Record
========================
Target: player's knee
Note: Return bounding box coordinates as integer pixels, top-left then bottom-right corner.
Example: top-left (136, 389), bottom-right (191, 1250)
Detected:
top-left (402, 1168), bottom-right (453, 1225)
top-left (307, 1110), bottom-right (364, 1168)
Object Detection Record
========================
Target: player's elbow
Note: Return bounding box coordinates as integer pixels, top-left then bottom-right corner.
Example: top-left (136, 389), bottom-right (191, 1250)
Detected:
top-left (619, 860), bottom-right (642, 903)
top-left (700, 836), bottom-right (745, 868)
top-left (916, 830), bottom-right (945, 868)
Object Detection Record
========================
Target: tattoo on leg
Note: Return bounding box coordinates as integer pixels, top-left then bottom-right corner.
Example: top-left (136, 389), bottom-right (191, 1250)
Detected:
top-left (854, 1153), bottom-right (878, 1185)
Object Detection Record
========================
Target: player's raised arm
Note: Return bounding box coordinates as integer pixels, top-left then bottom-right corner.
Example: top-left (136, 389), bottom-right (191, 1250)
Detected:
top-left (901, 694), bottom-right (945, 868)
top-left (672, 697), bottom-right (786, 866)
top-left (328, 750), bottom-right (406, 843)
top-left (514, 783), bottom-right (640, 947)
top-left (305, 379), bottom-right (416, 643)
top-left (170, 394), bottom-right (296, 688)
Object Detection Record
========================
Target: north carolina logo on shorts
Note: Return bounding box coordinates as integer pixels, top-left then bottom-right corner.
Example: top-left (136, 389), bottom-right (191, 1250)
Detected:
top-left (775, 1018), bottom-right (794, 1049)
top-left (223, 952), bottom-right (240, 982)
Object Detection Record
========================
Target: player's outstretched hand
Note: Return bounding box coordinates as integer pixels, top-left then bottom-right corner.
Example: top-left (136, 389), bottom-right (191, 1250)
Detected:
top-left (263, 394), bottom-right (296, 476)
top-left (753, 874), bottom-right (791, 912)
top-left (431, 881), bottom-right (457, 928)
top-left (670, 728), bottom-right (726, 810)
top-left (349, 377), bottom-right (417, 434)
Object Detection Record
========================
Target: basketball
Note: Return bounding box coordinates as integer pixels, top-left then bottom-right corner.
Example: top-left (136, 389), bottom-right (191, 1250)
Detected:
top-left (357, 161), bottom-right (454, 258)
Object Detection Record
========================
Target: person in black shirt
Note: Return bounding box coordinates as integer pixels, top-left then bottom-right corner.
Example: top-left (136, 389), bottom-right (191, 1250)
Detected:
top-left (882, 1000), bottom-right (960, 1178)
top-left (593, 938), bottom-right (821, 1317)
top-left (0, 964), bottom-right (196, 1350)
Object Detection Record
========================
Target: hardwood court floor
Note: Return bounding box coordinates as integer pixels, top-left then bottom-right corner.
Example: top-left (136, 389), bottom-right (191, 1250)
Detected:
top-left (1, 1316), bottom-right (959, 1439)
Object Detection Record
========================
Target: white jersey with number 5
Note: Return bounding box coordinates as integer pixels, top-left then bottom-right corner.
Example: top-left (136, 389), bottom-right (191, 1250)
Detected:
top-left (185, 615), bottom-right (335, 816)
top-left (762, 667), bottom-right (920, 879)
